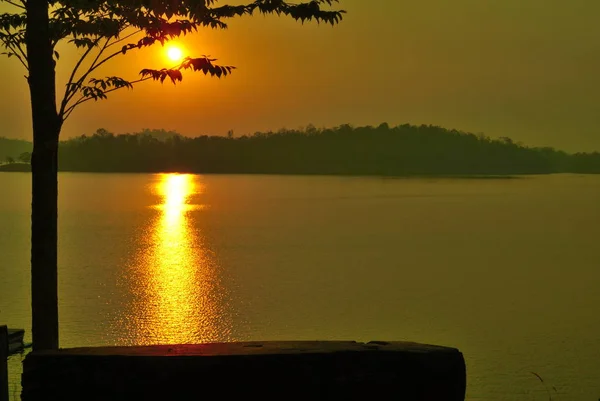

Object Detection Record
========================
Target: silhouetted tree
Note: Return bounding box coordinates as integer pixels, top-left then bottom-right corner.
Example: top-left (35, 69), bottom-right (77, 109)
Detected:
top-left (5, 156), bottom-right (15, 164)
top-left (0, 137), bottom-right (32, 160)
top-left (57, 123), bottom-right (597, 175)
top-left (0, 0), bottom-right (344, 350)
top-left (570, 151), bottom-right (600, 173)
top-left (18, 151), bottom-right (32, 163)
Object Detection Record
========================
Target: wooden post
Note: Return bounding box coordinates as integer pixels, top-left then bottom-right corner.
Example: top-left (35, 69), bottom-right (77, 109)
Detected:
top-left (1, 325), bottom-right (8, 401)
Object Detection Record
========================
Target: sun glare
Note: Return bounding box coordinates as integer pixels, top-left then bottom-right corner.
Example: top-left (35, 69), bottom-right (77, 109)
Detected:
top-left (128, 173), bottom-right (228, 344)
top-left (166, 45), bottom-right (184, 63)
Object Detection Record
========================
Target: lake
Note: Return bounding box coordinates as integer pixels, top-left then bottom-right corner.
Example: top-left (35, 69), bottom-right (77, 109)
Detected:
top-left (1, 172), bottom-right (599, 400)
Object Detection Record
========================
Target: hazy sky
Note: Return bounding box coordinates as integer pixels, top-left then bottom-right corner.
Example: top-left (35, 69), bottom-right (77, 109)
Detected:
top-left (1, 0), bottom-right (599, 152)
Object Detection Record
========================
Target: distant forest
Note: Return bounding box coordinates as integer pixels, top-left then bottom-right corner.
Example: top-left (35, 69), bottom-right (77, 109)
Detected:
top-left (0, 137), bottom-right (32, 162)
top-left (3, 124), bottom-right (600, 175)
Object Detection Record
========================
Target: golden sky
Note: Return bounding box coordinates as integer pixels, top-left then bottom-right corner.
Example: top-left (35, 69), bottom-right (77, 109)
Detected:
top-left (1, 0), bottom-right (600, 152)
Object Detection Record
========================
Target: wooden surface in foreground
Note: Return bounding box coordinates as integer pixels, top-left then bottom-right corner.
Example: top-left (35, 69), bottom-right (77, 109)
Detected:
top-left (22, 340), bottom-right (466, 401)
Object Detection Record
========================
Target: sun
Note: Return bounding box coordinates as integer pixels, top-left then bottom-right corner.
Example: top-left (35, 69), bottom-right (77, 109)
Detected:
top-left (166, 45), bottom-right (184, 63)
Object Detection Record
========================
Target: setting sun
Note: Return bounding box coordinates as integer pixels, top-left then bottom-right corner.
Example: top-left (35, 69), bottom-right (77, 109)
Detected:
top-left (166, 45), bottom-right (184, 63)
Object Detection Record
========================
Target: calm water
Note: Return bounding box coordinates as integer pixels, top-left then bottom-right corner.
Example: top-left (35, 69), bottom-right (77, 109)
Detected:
top-left (1, 172), bottom-right (600, 400)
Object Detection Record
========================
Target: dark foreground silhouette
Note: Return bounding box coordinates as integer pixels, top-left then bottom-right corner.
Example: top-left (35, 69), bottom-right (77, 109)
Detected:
top-left (3, 124), bottom-right (600, 175)
top-left (22, 341), bottom-right (466, 401)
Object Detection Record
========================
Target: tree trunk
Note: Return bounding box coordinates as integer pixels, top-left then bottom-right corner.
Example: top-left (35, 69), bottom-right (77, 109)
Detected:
top-left (25, 0), bottom-right (61, 351)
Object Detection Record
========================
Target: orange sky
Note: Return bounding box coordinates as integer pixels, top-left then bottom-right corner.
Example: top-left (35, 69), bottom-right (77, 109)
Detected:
top-left (1, 0), bottom-right (600, 152)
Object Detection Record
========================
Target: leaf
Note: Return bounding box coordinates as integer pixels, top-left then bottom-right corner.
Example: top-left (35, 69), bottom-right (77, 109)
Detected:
top-left (166, 69), bottom-right (182, 84)
top-left (69, 37), bottom-right (96, 49)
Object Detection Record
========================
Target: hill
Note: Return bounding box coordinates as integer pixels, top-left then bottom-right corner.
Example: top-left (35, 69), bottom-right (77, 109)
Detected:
top-left (0, 137), bottom-right (32, 162)
top-left (55, 124), bottom-right (600, 175)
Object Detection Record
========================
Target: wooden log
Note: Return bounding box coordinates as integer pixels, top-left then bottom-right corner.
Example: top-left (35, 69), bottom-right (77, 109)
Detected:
top-left (22, 341), bottom-right (466, 401)
top-left (1, 325), bottom-right (8, 401)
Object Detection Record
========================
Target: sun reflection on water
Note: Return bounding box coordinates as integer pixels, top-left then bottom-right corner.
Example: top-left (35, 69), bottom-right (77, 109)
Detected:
top-left (128, 173), bottom-right (230, 345)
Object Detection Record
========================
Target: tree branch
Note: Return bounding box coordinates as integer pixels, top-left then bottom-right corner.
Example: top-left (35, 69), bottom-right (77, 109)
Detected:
top-left (105, 28), bottom-right (142, 49)
top-left (3, 0), bottom-right (25, 10)
top-left (12, 34), bottom-right (27, 61)
top-left (62, 23), bottom-right (136, 111)
top-left (71, 44), bottom-right (133, 88)
top-left (62, 76), bottom-right (151, 121)
top-left (2, 40), bottom-right (28, 70)
top-left (63, 55), bottom-right (184, 120)
top-left (60, 19), bottom-right (132, 116)
top-left (59, 36), bottom-right (105, 117)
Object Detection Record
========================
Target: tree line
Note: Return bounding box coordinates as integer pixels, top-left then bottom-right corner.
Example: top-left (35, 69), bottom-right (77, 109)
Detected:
top-left (53, 124), bottom-right (600, 175)
top-left (0, 137), bottom-right (33, 163)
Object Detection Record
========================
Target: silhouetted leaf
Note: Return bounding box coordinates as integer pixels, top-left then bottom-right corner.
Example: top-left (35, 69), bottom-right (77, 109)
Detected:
top-left (166, 69), bottom-right (182, 84)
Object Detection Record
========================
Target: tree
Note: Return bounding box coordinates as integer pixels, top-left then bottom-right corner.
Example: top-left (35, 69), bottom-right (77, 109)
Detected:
top-left (5, 156), bottom-right (15, 164)
top-left (19, 151), bottom-right (32, 163)
top-left (0, 0), bottom-right (344, 351)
